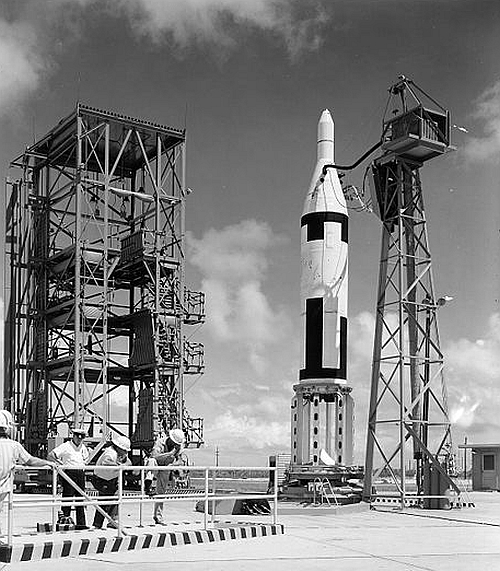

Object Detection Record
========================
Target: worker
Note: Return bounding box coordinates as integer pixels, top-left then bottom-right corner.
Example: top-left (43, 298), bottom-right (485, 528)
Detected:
top-left (48, 426), bottom-right (90, 529)
top-left (0, 410), bottom-right (55, 536)
top-left (91, 434), bottom-right (132, 529)
top-left (146, 427), bottom-right (185, 524)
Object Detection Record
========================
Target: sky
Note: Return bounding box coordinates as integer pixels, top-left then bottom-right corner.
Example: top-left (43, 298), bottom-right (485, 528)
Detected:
top-left (0, 0), bottom-right (499, 468)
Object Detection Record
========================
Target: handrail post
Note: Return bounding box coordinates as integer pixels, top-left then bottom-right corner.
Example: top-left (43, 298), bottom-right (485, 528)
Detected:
top-left (203, 467), bottom-right (209, 530)
top-left (7, 473), bottom-right (13, 545)
top-left (117, 467), bottom-right (123, 536)
top-left (210, 467), bottom-right (216, 525)
top-left (273, 466), bottom-right (278, 525)
top-left (139, 465), bottom-right (144, 527)
top-left (51, 466), bottom-right (58, 534)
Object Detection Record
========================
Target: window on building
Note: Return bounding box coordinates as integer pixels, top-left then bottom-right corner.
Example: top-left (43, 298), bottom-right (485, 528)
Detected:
top-left (483, 454), bottom-right (495, 471)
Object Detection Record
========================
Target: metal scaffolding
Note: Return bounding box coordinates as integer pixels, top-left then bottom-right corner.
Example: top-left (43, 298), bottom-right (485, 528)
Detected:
top-left (363, 77), bottom-right (459, 506)
top-left (4, 104), bottom-right (205, 456)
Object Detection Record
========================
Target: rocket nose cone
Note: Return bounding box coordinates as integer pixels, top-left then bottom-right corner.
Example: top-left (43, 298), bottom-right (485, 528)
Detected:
top-left (317, 109), bottom-right (334, 161)
top-left (319, 109), bottom-right (333, 123)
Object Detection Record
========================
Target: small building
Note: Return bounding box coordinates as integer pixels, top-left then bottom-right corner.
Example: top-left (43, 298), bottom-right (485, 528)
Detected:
top-left (459, 443), bottom-right (500, 491)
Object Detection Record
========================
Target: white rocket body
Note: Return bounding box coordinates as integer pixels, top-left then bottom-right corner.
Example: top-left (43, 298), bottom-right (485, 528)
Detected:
top-left (291, 109), bottom-right (353, 467)
top-left (300, 109), bottom-right (348, 384)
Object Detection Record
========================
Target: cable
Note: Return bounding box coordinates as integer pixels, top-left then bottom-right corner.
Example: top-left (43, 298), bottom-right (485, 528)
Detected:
top-left (320, 139), bottom-right (383, 179)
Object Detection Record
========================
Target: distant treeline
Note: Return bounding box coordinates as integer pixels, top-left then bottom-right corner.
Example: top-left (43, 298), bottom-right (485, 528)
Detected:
top-left (189, 469), bottom-right (269, 479)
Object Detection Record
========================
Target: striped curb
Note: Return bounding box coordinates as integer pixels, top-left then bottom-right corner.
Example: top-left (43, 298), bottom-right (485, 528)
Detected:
top-left (0, 523), bottom-right (285, 563)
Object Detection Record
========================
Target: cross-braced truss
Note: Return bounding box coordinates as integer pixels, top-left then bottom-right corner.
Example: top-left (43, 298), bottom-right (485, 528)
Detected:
top-left (363, 158), bottom-right (457, 504)
top-left (363, 77), bottom-right (459, 506)
top-left (4, 104), bottom-right (205, 455)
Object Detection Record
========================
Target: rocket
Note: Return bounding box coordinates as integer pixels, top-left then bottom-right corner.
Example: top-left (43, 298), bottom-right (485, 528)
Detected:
top-left (300, 109), bottom-right (348, 384)
top-left (291, 109), bottom-right (352, 467)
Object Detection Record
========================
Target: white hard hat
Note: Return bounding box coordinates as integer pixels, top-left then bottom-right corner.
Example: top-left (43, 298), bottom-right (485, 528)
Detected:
top-left (72, 426), bottom-right (87, 437)
top-left (0, 411), bottom-right (10, 429)
top-left (169, 428), bottom-right (185, 446)
top-left (1, 411), bottom-right (14, 426)
top-left (112, 434), bottom-right (131, 452)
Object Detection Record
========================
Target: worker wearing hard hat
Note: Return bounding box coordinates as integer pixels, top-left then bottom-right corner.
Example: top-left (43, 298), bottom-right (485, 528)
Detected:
top-left (48, 426), bottom-right (90, 529)
top-left (146, 427), bottom-right (186, 524)
top-left (0, 410), bottom-right (55, 535)
top-left (91, 434), bottom-right (132, 529)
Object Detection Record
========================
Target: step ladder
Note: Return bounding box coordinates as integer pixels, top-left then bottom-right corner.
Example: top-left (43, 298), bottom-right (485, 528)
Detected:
top-left (313, 478), bottom-right (339, 507)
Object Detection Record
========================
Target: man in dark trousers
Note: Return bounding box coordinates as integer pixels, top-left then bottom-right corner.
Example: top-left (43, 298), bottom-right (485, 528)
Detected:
top-left (146, 428), bottom-right (185, 524)
top-left (48, 426), bottom-right (90, 529)
top-left (92, 435), bottom-right (131, 529)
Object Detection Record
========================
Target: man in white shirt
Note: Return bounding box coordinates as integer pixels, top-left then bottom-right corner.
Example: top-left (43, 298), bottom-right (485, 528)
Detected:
top-left (91, 434), bottom-right (131, 529)
top-left (0, 410), bottom-right (55, 536)
top-left (48, 427), bottom-right (90, 529)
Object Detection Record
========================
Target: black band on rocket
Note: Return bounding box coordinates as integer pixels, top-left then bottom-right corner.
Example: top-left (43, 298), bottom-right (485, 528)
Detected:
top-left (301, 212), bottom-right (348, 243)
top-left (300, 297), bottom-right (347, 380)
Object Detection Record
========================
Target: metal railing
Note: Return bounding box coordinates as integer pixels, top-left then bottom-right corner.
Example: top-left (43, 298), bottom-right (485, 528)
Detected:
top-left (4, 464), bottom-right (279, 546)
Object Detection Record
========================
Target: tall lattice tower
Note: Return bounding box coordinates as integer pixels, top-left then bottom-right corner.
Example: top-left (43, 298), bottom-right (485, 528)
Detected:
top-left (363, 77), bottom-right (460, 506)
top-left (4, 104), bottom-right (205, 456)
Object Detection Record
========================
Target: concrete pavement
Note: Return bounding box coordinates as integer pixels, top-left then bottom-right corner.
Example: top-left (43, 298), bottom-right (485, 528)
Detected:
top-left (2, 491), bottom-right (500, 570)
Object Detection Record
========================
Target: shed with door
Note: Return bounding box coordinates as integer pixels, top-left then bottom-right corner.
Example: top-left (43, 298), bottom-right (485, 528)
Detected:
top-left (459, 443), bottom-right (500, 491)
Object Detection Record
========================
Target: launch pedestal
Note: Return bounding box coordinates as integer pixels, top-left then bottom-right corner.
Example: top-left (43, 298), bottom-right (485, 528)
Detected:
top-left (283, 383), bottom-right (361, 503)
top-left (291, 383), bottom-right (353, 466)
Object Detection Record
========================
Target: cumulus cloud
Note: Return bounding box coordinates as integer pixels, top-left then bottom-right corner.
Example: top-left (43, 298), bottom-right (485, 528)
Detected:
top-left (446, 313), bottom-right (500, 381)
top-left (445, 313), bottom-right (500, 436)
top-left (0, 18), bottom-right (46, 117)
top-left (463, 79), bottom-right (500, 162)
top-left (349, 310), bottom-right (375, 361)
top-left (208, 410), bottom-right (289, 450)
top-left (106, 0), bottom-right (329, 60)
top-left (196, 309), bottom-right (500, 459)
top-left (345, 310), bottom-right (500, 459)
top-left (0, 0), bottom-right (329, 116)
top-left (188, 219), bottom-right (290, 375)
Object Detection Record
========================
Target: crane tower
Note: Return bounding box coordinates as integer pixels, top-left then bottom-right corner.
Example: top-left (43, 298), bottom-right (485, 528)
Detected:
top-left (363, 77), bottom-right (460, 506)
top-left (4, 104), bottom-right (205, 456)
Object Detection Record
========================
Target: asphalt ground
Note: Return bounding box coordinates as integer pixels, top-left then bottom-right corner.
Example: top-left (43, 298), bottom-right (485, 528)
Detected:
top-left (1, 491), bottom-right (500, 570)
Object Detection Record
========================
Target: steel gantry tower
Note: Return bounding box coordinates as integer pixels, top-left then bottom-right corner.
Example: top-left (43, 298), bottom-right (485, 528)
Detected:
top-left (4, 104), bottom-right (205, 456)
top-left (363, 77), bottom-right (460, 507)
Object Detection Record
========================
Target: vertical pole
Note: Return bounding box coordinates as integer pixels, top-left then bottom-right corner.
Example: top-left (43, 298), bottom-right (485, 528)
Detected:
top-left (203, 467), bottom-right (209, 530)
top-left (7, 473), bottom-right (13, 545)
top-left (403, 166), bottom-right (420, 466)
top-left (420, 304), bottom-right (431, 492)
top-left (398, 166), bottom-right (406, 510)
top-left (273, 466), bottom-right (278, 525)
top-left (74, 112), bottom-right (83, 426)
top-left (128, 172), bottom-right (136, 439)
top-left (210, 468), bottom-right (216, 525)
top-left (464, 436), bottom-right (468, 485)
top-left (179, 141), bottom-right (186, 430)
top-left (51, 466), bottom-right (57, 534)
top-left (153, 134), bottom-right (161, 435)
top-left (117, 468), bottom-right (123, 537)
top-left (325, 401), bottom-right (332, 456)
top-left (102, 123), bottom-right (110, 436)
top-left (303, 399), bottom-right (311, 463)
top-left (139, 465), bottom-right (144, 527)
top-left (295, 388), bottom-right (304, 464)
top-left (290, 396), bottom-right (297, 463)
top-left (363, 227), bottom-right (390, 501)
